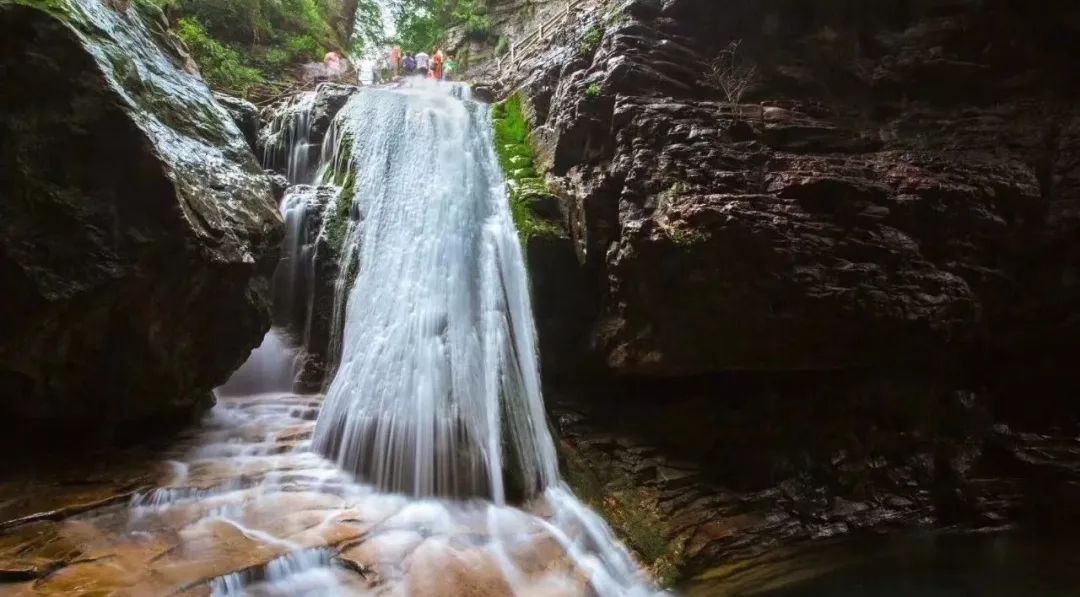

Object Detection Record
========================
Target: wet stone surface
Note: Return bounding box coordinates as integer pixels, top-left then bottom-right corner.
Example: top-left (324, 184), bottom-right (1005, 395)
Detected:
top-left (0, 392), bottom-right (648, 596)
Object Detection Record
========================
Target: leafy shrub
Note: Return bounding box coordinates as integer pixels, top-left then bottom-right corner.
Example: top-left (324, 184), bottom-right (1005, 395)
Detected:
top-left (581, 25), bottom-right (604, 54)
top-left (176, 17), bottom-right (263, 92)
top-left (585, 83), bottom-right (601, 98)
top-left (156, 0), bottom-right (385, 94)
top-left (465, 13), bottom-right (491, 38)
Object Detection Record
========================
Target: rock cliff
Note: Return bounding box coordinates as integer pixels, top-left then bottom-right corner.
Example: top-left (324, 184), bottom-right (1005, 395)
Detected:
top-left (0, 0), bottom-right (281, 442)
top-left (486, 0), bottom-right (1080, 582)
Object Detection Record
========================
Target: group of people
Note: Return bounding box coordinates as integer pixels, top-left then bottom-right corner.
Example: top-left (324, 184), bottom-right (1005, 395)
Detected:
top-left (385, 46), bottom-right (457, 81)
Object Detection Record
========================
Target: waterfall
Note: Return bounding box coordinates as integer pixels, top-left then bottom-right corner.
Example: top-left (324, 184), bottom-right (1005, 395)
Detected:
top-left (311, 81), bottom-right (559, 501)
top-left (195, 80), bottom-right (656, 597)
top-left (261, 90), bottom-right (319, 184)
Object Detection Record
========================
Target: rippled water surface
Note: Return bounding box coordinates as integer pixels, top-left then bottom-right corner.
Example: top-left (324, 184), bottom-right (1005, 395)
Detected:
top-left (688, 531), bottom-right (1080, 597)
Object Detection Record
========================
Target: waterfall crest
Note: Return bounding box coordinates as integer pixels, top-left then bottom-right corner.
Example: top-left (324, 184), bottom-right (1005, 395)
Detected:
top-left (311, 82), bottom-right (559, 501)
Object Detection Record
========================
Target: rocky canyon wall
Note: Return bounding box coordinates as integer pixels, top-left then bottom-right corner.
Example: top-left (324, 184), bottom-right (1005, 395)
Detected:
top-left (486, 0), bottom-right (1080, 581)
top-left (0, 0), bottom-right (282, 444)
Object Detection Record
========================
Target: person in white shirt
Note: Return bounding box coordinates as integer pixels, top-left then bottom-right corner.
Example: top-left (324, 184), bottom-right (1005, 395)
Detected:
top-left (414, 51), bottom-right (430, 76)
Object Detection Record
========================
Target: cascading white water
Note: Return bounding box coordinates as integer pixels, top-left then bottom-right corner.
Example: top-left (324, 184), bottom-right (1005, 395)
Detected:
top-left (262, 91), bottom-right (319, 184)
top-left (312, 82), bottom-right (560, 501)
top-left (121, 79), bottom-right (657, 597)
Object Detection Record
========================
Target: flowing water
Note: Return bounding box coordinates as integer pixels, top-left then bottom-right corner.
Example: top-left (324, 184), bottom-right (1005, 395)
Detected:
top-left (311, 82), bottom-right (559, 503)
top-left (223, 79), bottom-right (654, 595)
top-left (0, 80), bottom-right (656, 596)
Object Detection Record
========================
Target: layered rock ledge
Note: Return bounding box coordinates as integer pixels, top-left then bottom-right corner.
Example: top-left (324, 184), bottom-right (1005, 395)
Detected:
top-left (484, 0), bottom-right (1080, 584)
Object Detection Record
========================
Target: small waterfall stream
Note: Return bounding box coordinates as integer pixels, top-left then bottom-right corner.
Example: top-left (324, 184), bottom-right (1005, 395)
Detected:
top-left (112, 80), bottom-right (657, 596)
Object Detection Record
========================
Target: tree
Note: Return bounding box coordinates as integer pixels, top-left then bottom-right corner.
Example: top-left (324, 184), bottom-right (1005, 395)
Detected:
top-left (390, 0), bottom-right (489, 54)
top-left (329, 0), bottom-right (385, 53)
top-left (707, 40), bottom-right (758, 112)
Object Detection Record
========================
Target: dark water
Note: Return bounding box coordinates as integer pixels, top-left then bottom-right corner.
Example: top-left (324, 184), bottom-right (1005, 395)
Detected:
top-left (688, 531), bottom-right (1080, 596)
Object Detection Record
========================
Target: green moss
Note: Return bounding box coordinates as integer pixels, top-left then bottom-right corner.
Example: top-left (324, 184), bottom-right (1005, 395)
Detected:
top-left (491, 93), bottom-right (561, 244)
top-left (323, 146), bottom-right (356, 259)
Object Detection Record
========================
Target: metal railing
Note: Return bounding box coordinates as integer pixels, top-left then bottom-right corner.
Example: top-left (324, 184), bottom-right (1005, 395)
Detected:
top-left (494, 0), bottom-right (588, 74)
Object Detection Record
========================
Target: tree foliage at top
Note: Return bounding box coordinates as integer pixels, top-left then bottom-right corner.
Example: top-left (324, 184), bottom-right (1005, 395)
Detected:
top-left (149, 0), bottom-right (384, 95)
top-left (391, 0), bottom-right (489, 55)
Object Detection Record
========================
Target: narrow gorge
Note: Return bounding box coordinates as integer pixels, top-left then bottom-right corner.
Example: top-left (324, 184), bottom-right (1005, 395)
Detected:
top-left (2, 0), bottom-right (1080, 595)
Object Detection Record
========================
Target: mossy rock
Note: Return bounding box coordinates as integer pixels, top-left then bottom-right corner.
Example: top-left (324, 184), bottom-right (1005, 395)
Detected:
top-left (508, 154), bottom-right (533, 169)
top-left (492, 92), bottom-right (568, 243)
top-left (510, 167), bottom-right (538, 179)
top-left (502, 143), bottom-right (532, 159)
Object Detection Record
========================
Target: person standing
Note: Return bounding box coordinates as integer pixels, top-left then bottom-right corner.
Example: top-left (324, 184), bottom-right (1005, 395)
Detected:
top-left (432, 49), bottom-right (445, 81)
top-left (390, 45), bottom-right (402, 77)
top-left (444, 55), bottom-right (457, 81)
top-left (415, 50), bottom-right (430, 76)
top-left (403, 54), bottom-right (416, 75)
top-left (375, 56), bottom-right (389, 83)
top-left (323, 51), bottom-right (344, 81)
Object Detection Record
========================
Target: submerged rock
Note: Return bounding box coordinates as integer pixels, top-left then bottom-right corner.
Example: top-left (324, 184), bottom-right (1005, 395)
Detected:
top-left (0, 0), bottom-right (281, 440)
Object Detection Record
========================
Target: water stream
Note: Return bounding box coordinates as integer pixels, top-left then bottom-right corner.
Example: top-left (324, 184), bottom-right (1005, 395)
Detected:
top-left (312, 82), bottom-right (559, 503)
top-left (145, 80), bottom-right (655, 595)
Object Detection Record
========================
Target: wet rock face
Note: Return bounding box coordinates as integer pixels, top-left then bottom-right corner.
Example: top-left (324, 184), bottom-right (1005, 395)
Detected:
top-left (257, 83), bottom-right (359, 182)
top-left (520, 0), bottom-right (1079, 396)
top-left (0, 0), bottom-right (281, 438)
top-left (270, 184), bottom-right (345, 391)
top-left (499, 0), bottom-right (1080, 578)
top-left (215, 92), bottom-right (260, 150)
top-left (255, 86), bottom-right (361, 390)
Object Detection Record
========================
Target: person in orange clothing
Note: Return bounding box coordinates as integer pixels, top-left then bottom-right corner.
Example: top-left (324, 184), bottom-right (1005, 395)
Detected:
top-left (390, 45), bottom-right (402, 77)
top-left (432, 49), bottom-right (445, 81)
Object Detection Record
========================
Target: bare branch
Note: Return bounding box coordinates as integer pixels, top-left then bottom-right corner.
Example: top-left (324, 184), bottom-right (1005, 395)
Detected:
top-left (707, 40), bottom-right (758, 111)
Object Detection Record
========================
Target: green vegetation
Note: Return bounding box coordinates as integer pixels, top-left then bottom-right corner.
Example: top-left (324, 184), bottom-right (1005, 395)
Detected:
top-left (392, 0), bottom-right (490, 54)
top-left (321, 138), bottom-right (357, 258)
top-left (580, 24), bottom-right (604, 54)
top-left (491, 93), bottom-right (561, 243)
top-left (144, 0), bottom-right (383, 96)
top-left (175, 17), bottom-right (264, 93)
top-left (493, 35), bottom-right (509, 57)
top-left (585, 82), bottom-right (601, 98)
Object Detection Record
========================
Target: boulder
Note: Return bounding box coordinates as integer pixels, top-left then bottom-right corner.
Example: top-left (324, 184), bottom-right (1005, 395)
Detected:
top-left (0, 0), bottom-right (281, 440)
top-left (214, 92), bottom-right (260, 150)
